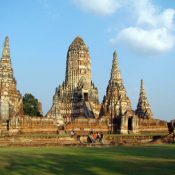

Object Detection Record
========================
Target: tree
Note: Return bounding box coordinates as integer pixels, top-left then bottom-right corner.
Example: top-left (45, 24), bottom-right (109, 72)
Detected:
top-left (23, 93), bottom-right (42, 116)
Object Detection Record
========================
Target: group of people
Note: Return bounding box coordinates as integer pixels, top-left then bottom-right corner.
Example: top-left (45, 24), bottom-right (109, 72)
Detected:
top-left (70, 129), bottom-right (104, 144)
top-left (88, 130), bottom-right (103, 143)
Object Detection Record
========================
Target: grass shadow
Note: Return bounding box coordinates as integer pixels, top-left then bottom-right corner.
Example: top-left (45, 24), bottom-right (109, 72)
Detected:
top-left (0, 145), bottom-right (174, 175)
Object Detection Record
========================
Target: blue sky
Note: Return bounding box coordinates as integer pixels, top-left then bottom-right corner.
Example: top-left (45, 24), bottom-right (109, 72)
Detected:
top-left (0, 0), bottom-right (175, 121)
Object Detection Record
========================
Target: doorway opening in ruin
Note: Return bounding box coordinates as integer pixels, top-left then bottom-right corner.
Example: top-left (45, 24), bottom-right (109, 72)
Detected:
top-left (128, 117), bottom-right (132, 132)
top-left (113, 116), bottom-right (118, 134)
top-left (7, 120), bottom-right (9, 131)
top-left (84, 93), bottom-right (88, 101)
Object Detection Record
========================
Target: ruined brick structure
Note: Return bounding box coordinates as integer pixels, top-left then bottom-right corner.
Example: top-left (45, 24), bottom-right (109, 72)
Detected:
top-left (100, 51), bottom-right (132, 117)
top-left (135, 80), bottom-right (167, 133)
top-left (20, 116), bottom-right (58, 134)
top-left (135, 79), bottom-right (153, 119)
top-left (47, 37), bottom-right (168, 134)
top-left (99, 50), bottom-right (168, 134)
top-left (47, 36), bottom-right (99, 124)
top-left (0, 37), bottom-right (23, 133)
top-left (65, 117), bottom-right (109, 135)
top-left (100, 51), bottom-right (139, 134)
top-left (0, 36), bottom-right (168, 136)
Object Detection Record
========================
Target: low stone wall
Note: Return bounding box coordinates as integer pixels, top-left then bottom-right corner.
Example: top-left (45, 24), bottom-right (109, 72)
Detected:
top-left (105, 133), bottom-right (172, 144)
top-left (0, 133), bottom-right (173, 147)
top-left (20, 116), bottom-right (58, 134)
top-left (20, 128), bottom-right (58, 134)
top-left (65, 118), bottom-right (109, 134)
top-left (0, 136), bottom-right (78, 147)
top-left (138, 119), bottom-right (168, 133)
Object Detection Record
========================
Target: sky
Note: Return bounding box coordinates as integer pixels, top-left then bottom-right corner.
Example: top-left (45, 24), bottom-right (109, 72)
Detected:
top-left (0, 0), bottom-right (175, 121)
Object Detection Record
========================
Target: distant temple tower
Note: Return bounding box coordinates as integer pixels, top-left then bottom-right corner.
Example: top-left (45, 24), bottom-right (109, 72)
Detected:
top-left (135, 80), bottom-right (153, 119)
top-left (47, 36), bottom-right (99, 123)
top-left (0, 37), bottom-right (23, 130)
top-left (100, 51), bottom-right (138, 133)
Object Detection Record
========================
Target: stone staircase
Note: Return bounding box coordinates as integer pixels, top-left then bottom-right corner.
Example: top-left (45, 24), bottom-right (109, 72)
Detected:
top-left (0, 133), bottom-right (173, 147)
top-left (151, 133), bottom-right (174, 144)
top-left (0, 124), bottom-right (9, 136)
top-left (0, 135), bottom-right (80, 147)
top-left (84, 101), bottom-right (94, 118)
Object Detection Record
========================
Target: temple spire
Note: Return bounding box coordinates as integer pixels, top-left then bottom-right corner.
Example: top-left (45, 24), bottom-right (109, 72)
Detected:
top-left (140, 79), bottom-right (144, 93)
top-left (0, 37), bottom-right (23, 123)
top-left (100, 51), bottom-right (132, 119)
top-left (113, 50), bottom-right (117, 60)
top-left (110, 50), bottom-right (122, 82)
top-left (135, 79), bottom-right (153, 119)
top-left (2, 36), bottom-right (10, 58)
top-left (0, 37), bottom-right (14, 82)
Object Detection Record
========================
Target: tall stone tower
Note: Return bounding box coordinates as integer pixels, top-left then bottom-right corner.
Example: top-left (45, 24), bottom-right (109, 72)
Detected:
top-left (100, 51), bottom-right (138, 133)
top-left (100, 51), bottom-right (132, 118)
top-left (135, 80), bottom-right (153, 119)
top-left (0, 37), bottom-right (23, 129)
top-left (47, 36), bottom-right (99, 123)
top-left (65, 36), bottom-right (91, 89)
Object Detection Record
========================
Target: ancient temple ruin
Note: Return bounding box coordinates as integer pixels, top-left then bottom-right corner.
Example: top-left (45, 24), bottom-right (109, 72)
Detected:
top-left (100, 51), bottom-right (138, 134)
top-left (135, 79), bottom-right (153, 119)
top-left (0, 37), bottom-right (23, 132)
top-left (99, 51), bottom-right (167, 134)
top-left (47, 39), bottom-right (168, 134)
top-left (100, 51), bottom-right (132, 118)
top-left (0, 36), bottom-right (168, 136)
top-left (47, 36), bottom-right (99, 124)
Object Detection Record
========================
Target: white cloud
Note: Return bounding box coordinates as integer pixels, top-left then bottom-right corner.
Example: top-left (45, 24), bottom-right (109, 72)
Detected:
top-left (133, 0), bottom-right (158, 27)
top-left (161, 9), bottom-right (175, 30)
top-left (72, 0), bottom-right (121, 16)
top-left (112, 27), bottom-right (175, 55)
top-left (72, 0), bottom-right (175, 55)
top-left (110, 0), bottom-right (175, 56)
top-left (134, 1), bottom-right (175, 30)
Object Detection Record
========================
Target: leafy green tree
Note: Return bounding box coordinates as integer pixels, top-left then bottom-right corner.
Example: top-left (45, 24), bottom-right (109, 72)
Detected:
top-left (23, 93), bottom-right (42, 116)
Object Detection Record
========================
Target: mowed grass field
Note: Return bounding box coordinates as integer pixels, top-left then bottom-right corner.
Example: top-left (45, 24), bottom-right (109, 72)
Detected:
top-left (0, 145), bottom-right (174, 175)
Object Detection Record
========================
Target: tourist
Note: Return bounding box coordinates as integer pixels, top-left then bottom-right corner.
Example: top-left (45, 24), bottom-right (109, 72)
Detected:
top-left (77, 135), bottom-right (82, 144)
top-left (100, 132), bottom-right (103, 143)
top-left (93, 132), bottom-right (97, 141)
top-left (90, 129), bottom-right (93, 135)
top-left (97, 132), bottom-right (101, 141)
top-left (70, 130), bottom-right (75, 138)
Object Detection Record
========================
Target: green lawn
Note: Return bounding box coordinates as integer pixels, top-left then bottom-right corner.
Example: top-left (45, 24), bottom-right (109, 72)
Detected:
top-left (0, 145), bottom-right (174, 175)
